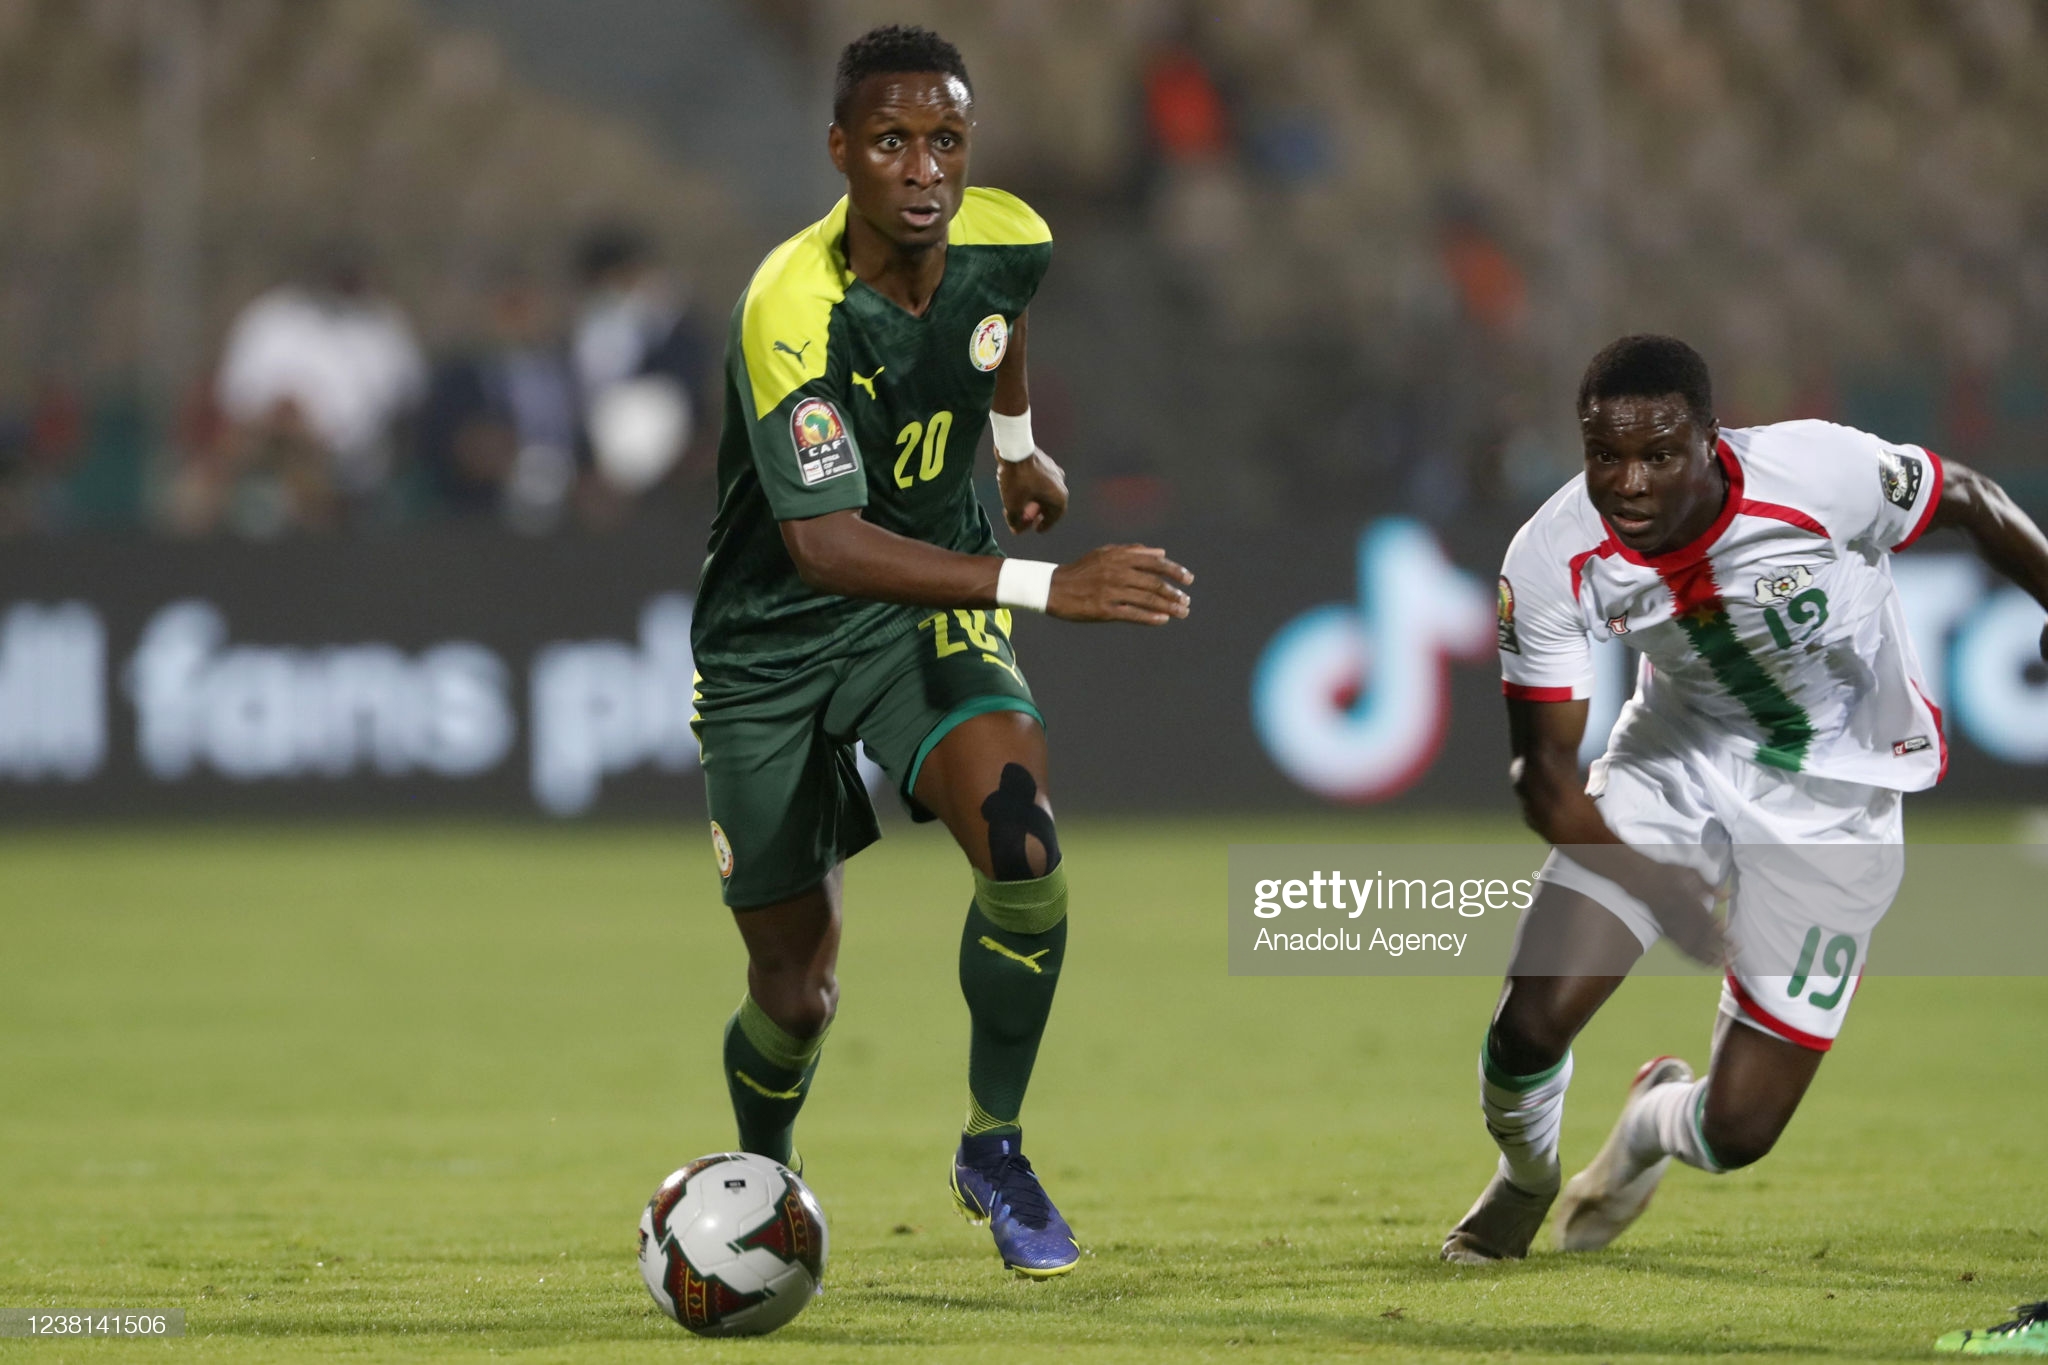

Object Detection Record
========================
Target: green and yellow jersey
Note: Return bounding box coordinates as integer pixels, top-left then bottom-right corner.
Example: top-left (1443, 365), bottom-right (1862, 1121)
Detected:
top-left (691, 187), bottom-right (1053, 689)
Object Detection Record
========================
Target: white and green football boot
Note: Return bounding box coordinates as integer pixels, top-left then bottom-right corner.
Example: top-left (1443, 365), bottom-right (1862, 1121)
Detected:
top-left (1937, 1301), bottom-right (2048, 1354)
top-left (1554, 1055), bottom-right (1692, 1252)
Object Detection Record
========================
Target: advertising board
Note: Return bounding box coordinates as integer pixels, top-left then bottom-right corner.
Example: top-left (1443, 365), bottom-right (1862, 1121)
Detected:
top-left (0, 516), bottom-right (2040, 818)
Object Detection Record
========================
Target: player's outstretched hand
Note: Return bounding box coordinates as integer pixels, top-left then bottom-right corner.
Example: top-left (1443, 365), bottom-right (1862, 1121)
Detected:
top-left (1629, 862), bottom-right (1729, 967)
top-left (1048, 545), bottom-right (1193, 625)
top-left (997, 450), bottom-right (1068, 534)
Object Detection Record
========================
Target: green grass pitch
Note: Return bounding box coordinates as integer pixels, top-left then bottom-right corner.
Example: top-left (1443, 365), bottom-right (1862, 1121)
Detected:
top-left (2, 814), bottom-right (2043, 1362)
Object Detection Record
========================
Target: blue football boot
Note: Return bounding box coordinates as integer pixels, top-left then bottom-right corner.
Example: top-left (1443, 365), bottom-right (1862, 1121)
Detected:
top-left (949, 1132), bottom-right (1080, 1278)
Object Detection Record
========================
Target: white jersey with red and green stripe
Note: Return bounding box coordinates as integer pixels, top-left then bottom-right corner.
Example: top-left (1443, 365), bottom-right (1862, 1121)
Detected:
top-left (1498, 419), bottom-right (1947, 791)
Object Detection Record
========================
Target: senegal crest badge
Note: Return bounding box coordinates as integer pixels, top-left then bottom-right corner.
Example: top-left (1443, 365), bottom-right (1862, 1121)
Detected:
top-left (969, 314), bottom-right (1009, 372)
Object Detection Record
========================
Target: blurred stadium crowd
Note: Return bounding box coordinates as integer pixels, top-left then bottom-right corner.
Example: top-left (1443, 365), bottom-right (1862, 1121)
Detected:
top-left (2, 0), bottom-right (2046, 537)
top-left (0, 0), bottom-right (747, 537)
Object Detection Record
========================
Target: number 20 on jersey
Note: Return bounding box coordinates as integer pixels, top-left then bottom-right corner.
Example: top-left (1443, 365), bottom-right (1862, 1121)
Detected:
top-left (894, 411), bottom-right (952, 489)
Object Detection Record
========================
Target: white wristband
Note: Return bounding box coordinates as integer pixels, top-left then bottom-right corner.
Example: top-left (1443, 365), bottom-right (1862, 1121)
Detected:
top-left (990, 407), bottom-right (1035, 463)
top-left (996, 558), bottom-right (1057, 613)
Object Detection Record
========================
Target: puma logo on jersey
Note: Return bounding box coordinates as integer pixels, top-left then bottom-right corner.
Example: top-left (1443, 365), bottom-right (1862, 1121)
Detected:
top-left (852, 367), bottom-right (884, 399)
top-left (773, 338), bottom-right (813, 364)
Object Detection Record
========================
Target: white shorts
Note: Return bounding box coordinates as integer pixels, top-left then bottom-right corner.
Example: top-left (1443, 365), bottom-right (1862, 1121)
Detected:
top-left (1538, 706), bottom-right (1905, 1051)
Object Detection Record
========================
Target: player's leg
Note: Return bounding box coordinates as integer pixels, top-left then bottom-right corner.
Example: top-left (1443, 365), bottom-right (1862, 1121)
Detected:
top-left (1627, 1010), bottom-right (1824, 1174)
top-left (698, 668), bottom-right (880, 1171)
top-left (1487, 892), bottom-right (1644, 1185)
top-left (1592, 876), bottom-right (1856, 1196)
top-left (915, 713), bottom-right (1078, 1278)
top-left (1448, 738), bottom-right (1713, 1262)
top-left (1667, 777), bottom-right (1900, 1171)
top-left (913, 710), bottom-right (1066, 1144)
top-left (1553, 994), bottom-right (1830, 1254)
top-left (1556, 769), bottom-right (1894, 1251)
top-left (722, 870), bottom-right (844, 1169)
top-left (842, 611), bottom-right (1076, 1275)
top-left (1442, 885), bottom-right (1643, 1263)
top-left (841, 614), bottom-right (1067, 1139)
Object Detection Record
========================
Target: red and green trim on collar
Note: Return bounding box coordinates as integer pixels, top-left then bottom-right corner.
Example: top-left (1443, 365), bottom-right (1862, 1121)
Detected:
top-left (1606, 440), bottom-right (1821, 770)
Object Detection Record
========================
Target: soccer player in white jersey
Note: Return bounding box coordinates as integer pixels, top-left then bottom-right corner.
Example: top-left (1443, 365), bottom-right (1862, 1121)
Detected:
top-left (1442, 335), bottom-right (2048, 1264)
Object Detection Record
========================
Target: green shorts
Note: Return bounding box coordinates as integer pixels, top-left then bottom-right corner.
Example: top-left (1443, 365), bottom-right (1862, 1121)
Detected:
top-left (693, 608), bottom-right (1040, 908)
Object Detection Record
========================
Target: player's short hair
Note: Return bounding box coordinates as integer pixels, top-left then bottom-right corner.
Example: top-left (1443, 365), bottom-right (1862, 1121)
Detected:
top-left (833, 24), bottom-right (972, 125)
top-left (1578, 334), bottom-right (1714, 427)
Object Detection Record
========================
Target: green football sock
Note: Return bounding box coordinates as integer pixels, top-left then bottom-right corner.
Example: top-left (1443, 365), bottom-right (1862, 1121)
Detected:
top-left (958, 865), bottom-right (1069, 1138)
top-left (722, 995), bottom-right (827, 1166)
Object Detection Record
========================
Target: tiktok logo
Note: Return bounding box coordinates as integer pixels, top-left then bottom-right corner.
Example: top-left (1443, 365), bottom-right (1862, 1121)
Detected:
top-left (1252, 519), bottom-right (1495, 801)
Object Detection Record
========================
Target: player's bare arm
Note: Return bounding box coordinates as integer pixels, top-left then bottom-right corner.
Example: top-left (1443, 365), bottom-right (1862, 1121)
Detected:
top-left (1924, 459), bottom-right (2048, 660)
top-left (990, 311), bottom-right (1067, 533)
top-left (780, 512), bottom-right (1191, 624)
top-left (1507, 696), bottom-right (1724, 965)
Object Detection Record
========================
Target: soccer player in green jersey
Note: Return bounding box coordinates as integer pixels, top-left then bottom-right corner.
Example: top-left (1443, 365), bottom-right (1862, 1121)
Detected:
top-left (688, 25), bottom-right (1193, 1279)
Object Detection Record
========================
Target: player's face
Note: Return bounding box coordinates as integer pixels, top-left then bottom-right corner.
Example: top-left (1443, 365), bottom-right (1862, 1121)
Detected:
top-left (1581, 394), bottom-right (1723, 555)
top-left (830, 73), bottom-right (971, 250)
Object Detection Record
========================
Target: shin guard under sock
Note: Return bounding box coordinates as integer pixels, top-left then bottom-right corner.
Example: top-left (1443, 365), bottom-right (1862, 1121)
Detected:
top-left (1479, 1038), bottom-right (1573, 1194)
top-left (722, 994), bottom-right (827, 1166)
top-left (959, 865), bottom-right (1068, 1138)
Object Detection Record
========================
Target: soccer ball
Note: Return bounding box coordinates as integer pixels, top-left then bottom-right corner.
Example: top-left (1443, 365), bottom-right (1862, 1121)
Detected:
top-left (636, 1152), bottom-right (828, 1336)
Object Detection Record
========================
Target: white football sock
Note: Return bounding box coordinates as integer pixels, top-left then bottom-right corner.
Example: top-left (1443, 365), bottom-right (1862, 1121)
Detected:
top-left (1622, 1076), bottom-right (1724, 1174)
top-left (1479, 1044), bottom-right (1573, 1194)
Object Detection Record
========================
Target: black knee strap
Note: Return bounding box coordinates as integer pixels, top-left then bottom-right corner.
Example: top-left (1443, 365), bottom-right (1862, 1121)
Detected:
top-left (980, 763), bottom-right (1061, 881)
